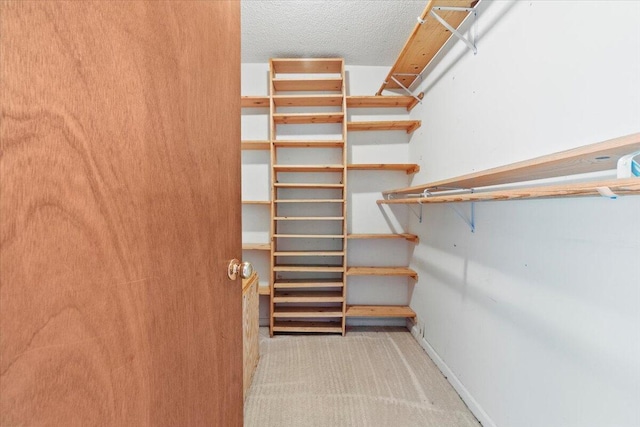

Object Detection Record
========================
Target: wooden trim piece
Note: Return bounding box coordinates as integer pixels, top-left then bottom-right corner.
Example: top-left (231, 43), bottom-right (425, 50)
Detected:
top-left (347, 163), bottom-right (420, 174)
top-left (273, 95), bottom-right (343, 107)
top-left (347, 120), bottom-right (421, 134)
top-left (273, 140), bottom-right (344, 148)
top-left (273, 112), bottom-right (344, 124)
top-left (384, 133), bottom-right (640, 195)
top-left (377, 0), bottom-right (476, 95)
top-left (242, 243), bottom-right (271, 251)
top-left (346, 266), bottom-right (418, 280)
top-left (271, 58), bottom-right (343, 74)
top-left (347, 233), bottom-right (419, 243)
top-left (241, 140), bottom-right (270, 150)
top-left (272, 78), bottom-right (342, 92)
top-left (272, 321), bottom-right (343, 333)
top-left (346, 305), bottom-right (416, 318)
top-left (273, 306), bottom-right (343, 318)
top-left (241, 96), bottom-right (269, 108)
top-left (378, 178), bottom-right (640, 204)
top-left (346, 94), bottom-right (424, 111)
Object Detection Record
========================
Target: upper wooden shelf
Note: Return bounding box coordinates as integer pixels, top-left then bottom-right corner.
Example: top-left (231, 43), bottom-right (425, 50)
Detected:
top-left (377, 0), bottom-right (478, 95)
top-left (273, 112), bottom-right (344, 125)
top-left (348, 233), bottom-right (419, 243)
top-left (347, 266), bottom-right (418, 280)
top-left (241, 96), bottom-right (269, 108)
top-left (346, 95), bottom-right (422, 111)
top-left (346, 305), bottom-right (416, 318)
top-left (347, 120), bottom-right (421, 134)
top-left (273, 140), bottom-right (344, 148)
top-left (383, 133), bottom-right (640, 196)
top-left (271, 58), bottom-right (343, 74)
top-left (347, 163), bottom-right (420, 175)
top-left (274, 95), bottom-right (343, 107)
top-left (242, 200), bottom-right (271, 205)
top-left (272, 78), bottom-right (342, 92)
top-left (241, 140), bottom-right (269, 150)
top-left (273, 164), bottom-right (344, 173)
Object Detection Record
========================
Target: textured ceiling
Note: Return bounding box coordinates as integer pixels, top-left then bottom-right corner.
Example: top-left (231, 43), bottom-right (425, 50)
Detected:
top-left (241, 0), bottom-right (426, 66)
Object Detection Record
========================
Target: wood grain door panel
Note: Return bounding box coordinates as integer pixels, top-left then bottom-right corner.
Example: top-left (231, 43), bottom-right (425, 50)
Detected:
top-left (1, 1), bottom-right (242, 425)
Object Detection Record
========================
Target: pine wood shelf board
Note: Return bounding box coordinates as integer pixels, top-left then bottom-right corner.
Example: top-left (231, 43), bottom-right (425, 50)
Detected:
top-left (346, 95), bottom-right (423, 111)
top-left (274, 280), bottom-right (344, 289)
top-left (347, 120), bottom-right (421, 134)
top-left (275, 199), bottom-right (345, 204)
top-left (273, 321), bottom-right (343, 333)
top-left (242, 200), bottom-right (271, 205)
top-left (274, 183), bottom-right (344, 189)
top-left (273, 291), bottom-right (344, 301)
top-left (273, 112), bottom-right (344, 125)
top-left (346, 305), bottom-right (416, 318)
top-left (347, 233), bottom-right (419, 243)
top-left (273, 95), bottom-right (343, 107)
top-left (272, 78), bottom-right (343, 92)
top-left (273, 265), bottom-right (345, 272)
top-left (274, 216), bottom-right (345, 221)
top-left (273, 306), bottom-right (344, 318)
top-left (274, 251), bottom-right (345, 257)
top-left (273, 164), bottom-right (344, 173)
top-left (377, 0), bottom-right (477, 95)
top-left (378, 177), bottom-right (640, 204)
top-left (274, 234), bottom-right (345, 239)
top-left (241, 140), bottom-right (270, 150)
top-left (242, 243), bottom-right (271, 251)
top-left (241, 95), bottom-right (269, 108)
top-left (346, 266), bottom-right (418, 280)
top-left (383, 133), bottom-right (640, 196)
top-left (271, 58), bottom-right (344, 74)
top-left (347, 163), bottom-right (420, 174)
top-left (273, 140), bottom-right (344, 148)
top-left (258, 285), bottom-right (271, 296)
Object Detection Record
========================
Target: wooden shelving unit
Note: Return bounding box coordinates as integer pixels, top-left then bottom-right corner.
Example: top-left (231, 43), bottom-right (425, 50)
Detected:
top-left (347, 120), bottom-right (421, 134)
top-left (269, 58), bottom-right (348, 335)
top-left (377, 0), bottom-right (478, 95)
top-left (347, 95), bottom-right (422, 111)
top-left (241, 140), bottom-right (270, 150)
top-left (347, 163), bottom-right (420, 174)
top-left (379, 133), bottom-right (640, 204)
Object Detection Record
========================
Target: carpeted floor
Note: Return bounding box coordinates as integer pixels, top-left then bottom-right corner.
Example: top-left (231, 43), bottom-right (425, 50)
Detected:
top-left (244, 327), bottom-right (479, 427)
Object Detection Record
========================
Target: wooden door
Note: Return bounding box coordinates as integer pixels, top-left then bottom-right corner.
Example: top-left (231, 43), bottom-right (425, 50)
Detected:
top-left (0, 1), bottom-right (242, 425)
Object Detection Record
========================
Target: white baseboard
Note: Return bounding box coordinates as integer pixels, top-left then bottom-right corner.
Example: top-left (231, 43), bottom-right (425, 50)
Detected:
top-left (410, 325), bottom-right (497, 427)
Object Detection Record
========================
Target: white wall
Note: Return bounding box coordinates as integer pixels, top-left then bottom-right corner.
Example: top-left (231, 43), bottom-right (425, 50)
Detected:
top-left (404, 1), bottom-right (640, 426)
top-left (241, 64), bottom-right (418, 326)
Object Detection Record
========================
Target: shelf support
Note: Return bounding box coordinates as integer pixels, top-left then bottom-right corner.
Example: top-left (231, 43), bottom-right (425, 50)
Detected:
top-left (449, 201), bottom-right (475, 233)
top-left (389, 75), bottom-right (424, 104)
top-left (428, 7), bottom-right (478, 55)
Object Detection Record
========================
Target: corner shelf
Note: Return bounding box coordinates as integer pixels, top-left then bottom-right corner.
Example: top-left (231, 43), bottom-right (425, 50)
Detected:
top-left (347, 163), bottom-right (420, 175)
top-left (347, 120), bottom-right (421, 134)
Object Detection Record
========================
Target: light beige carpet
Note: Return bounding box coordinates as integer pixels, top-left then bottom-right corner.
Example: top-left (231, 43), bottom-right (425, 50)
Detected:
top-left (244, 327), bottom-right (479, 427)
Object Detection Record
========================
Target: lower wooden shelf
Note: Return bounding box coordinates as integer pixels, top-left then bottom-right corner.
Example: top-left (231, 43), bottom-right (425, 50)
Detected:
top-left (273, 320), bottom-right (343, 334)
top-left (258, 285), bottom-right (270, 296)
top-left (274, 280), bottom-right (344, 289)
top-left (347, 120), bottom-right (421, 134)
top-left (346, 305), bottom-right (416, 318)
top-left (273, 291), bottom-right (344, 303)
top-left (242, 243), bottom-right (271, 251)
top-left (273, 306), bottom-right (343, 318)
top-left (347, 266), bottom-right (418, 280)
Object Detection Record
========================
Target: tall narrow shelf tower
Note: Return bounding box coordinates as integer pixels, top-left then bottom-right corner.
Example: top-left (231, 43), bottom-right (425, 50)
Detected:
top-left (269, 59), bottom-right (348, 335)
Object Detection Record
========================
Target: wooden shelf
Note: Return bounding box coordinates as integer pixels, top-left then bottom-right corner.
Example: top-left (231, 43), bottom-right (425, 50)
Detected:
top-left (383, 133), bottom-right (640, 196)
top-left (273, 140), bottom-right (344, 148)
top-left (274, 95), bottom-right (343, 107)
top-left (258, 285), bottom-right (271, 296)
top-left (273, 165), bottom-right (344, 173)
top-left (275, 199), bottom-right (344, 204)
top-left (242, 243), bottom-right (271, 251)
top-left (346, 305), bottom-right (416, 318)
top-left (273, 306), bottom-right (343, 318)
top-left (242, 200), bottom-right (271, 205)
top-left (348, 233), bottom-right (419, 243)
top-left (274, 183), bottom-right (344, 189)
top-left (274, 234), bottom-right (344, 239)
top-left (273, 320), bottom-right (343, 334)
top-left (271, 58), bottom-right (343, 74)
top-left (377, 0), bottom-right (477, 95)
top-left (347, 266), bottom-right (418, 280)
top-left (274, 251), bottom-right (345, 257)
top-left (241, 96), bottom-right (269, 108)
top-left (273, 291), bottom-right (344, 303)
top-left (241, 140), bottom-right (270, 150)
top-left (273, 112), bottom-right (344, 124)
top-left (378, 177), bottom-right (640, 204)
top-left (274, 280), bottom-right (344, 289)
top-left (272, 78), bottom-right (342, 92)
top-left (347, 120), bottom-right (421, 134)
top-left (347, 163), bottom-right (420, 174)
top-left (274, 216), bottom-right (344, 221)
top-left (346, 95), bottom-right (422, 111)
top-left (274, 265), bottom-right (345, 273)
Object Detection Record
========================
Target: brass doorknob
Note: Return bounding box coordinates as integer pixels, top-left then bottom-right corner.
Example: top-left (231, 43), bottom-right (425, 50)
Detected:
top-left (227, 259), bottom-right (253, 280)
